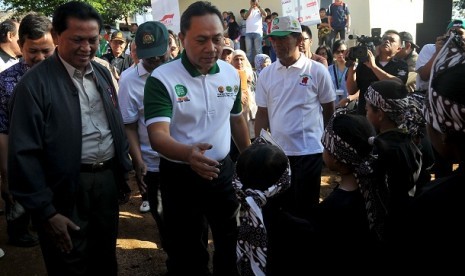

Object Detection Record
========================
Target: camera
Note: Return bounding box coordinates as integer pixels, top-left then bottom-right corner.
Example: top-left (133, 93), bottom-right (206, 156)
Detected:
top-left (443, 28), bottom-right (464, 47)
top-left (347, 28), bottom-right (382, 64)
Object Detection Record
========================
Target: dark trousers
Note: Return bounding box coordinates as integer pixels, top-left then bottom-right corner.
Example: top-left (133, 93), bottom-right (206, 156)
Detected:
top-left (38, 168), bottom-right (119, 276)
top-left (144, 171), bottom-right (169, 251)
top-left (160, 156), bottom-right (239, 276)
top-left (279, 154), bottom-right (323, 217)
top-left (2, 192), bottom-right (33, 241)
top-left (329, 28), bottom-right (346, 48)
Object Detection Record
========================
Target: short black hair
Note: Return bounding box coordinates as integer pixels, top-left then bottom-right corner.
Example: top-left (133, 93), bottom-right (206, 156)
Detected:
top-left (301, 24), bottom-right (312, 38)
top-left (236, 143), bottom-right (288, 191)
top-left (18, 13), bottom-right (52, 47)
top-left (180, 1), bottom-right (222, 35)
top-left (331, 114), bottom-right (375, 159)
top-left (52, 1), bottom-right (103, 35)
top-left (370, 79), bottom-right (408, 100)
top-left (0, 19), bottom-right (19, 43)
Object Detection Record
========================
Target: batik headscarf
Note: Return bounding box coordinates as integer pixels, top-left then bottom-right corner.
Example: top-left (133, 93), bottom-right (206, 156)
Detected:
top-left (406, 92), bottom-right (427, 139)
top-left (323, 107), bottom-right (390, 241)
top-left (365, 85), bottom-right (408, 129)
top-left (423, 32), bottom-right (465, 135)
top-left (365, 81), bottom-right (410, 129)
top-left (233, 134), bottom-right (291, 276)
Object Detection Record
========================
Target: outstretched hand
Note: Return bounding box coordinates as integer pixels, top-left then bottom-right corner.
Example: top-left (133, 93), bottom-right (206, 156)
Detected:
top-left (187, 143), bottom-right (221, 180)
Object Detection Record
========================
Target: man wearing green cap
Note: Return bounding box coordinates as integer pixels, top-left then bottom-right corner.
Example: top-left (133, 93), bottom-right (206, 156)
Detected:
top-left (255, 15), bottom-right (335, 274)
top-left (118, 20), bottom-right (171, 259)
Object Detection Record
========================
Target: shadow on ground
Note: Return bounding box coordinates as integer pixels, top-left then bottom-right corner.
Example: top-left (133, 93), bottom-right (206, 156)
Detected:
top-left (0, 168), bottom-right (339, 276)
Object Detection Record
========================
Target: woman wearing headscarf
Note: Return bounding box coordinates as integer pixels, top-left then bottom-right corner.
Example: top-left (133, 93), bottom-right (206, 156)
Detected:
top-left (232, 49), bottom-right (258, 139)
top-left (254, 53), bottom-right (271, 75)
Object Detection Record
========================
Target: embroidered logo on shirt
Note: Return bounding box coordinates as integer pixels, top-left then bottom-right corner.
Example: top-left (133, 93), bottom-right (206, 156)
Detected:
top-left (217, 85), bottom-right (236, 98)
top-left (175, 84), bottom-right (190, 102)
top-left (299, 74), bottom-right (312, 86)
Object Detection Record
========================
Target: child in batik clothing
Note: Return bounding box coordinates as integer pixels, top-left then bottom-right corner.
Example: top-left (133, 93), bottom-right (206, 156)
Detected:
top-left (232, 132), bottom-right (290, 276)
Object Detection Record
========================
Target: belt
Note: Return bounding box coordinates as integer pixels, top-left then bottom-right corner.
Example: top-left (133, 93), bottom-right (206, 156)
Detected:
top-left (80, 158), bottom-right (114, 173)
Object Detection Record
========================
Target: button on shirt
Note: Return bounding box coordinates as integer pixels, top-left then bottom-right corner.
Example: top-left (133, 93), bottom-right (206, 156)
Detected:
top-left (60, 57), bottom-right (115, 163)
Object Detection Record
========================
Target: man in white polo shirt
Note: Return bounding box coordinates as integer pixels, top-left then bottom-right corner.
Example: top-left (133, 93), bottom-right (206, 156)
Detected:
top-left (118, 21), bottom-right (171, 257)
top-left (256, 15), bottom-right (335, 213)
top-left (143, 2), bottom-right (250, 275)
top-left (254, 15), bottom-right (335, 275)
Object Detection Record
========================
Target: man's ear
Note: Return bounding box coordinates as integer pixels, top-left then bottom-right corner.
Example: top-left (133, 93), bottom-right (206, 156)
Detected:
top-left (51, 29), bottom-right (59, 45)
top-left (178, 32), bottom-right (185, 48)
top-left (7, 31), bottom-right (14, 42)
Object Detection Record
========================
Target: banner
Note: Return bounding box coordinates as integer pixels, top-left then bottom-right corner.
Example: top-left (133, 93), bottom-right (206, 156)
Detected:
top-left (151, 0), bottom-right (181, 34)
top-left (281, 0), bottom-right (321, 26)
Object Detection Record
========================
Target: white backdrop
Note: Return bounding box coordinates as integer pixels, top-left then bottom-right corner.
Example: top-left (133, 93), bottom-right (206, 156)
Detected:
top-left (151, 0), bottom-right (181, 34)
top-left (282, 0), bottom-right (321, 26)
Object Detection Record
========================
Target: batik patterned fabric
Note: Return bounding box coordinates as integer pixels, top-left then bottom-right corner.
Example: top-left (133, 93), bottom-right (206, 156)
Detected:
top-left (423, 33), bottom-right (465, 134)
top-left (0, 60), bottom-right (30, 133)
top-left (322, 107), bottom-right (387, 241)
top-left (406, 92), bottom-right (427, 138)
top-left (365, 85), bottom-right (409, 129)
top-left (233, 135), bottom-right (291, 276)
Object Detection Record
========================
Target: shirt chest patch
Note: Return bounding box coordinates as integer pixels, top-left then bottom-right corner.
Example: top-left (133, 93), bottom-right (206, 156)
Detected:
top-left (174, 84), bottom-right (190, 102)
top-left (299, 74), bottom-right (312, 86)
top-left (217, 85), bottom-right (239, 97)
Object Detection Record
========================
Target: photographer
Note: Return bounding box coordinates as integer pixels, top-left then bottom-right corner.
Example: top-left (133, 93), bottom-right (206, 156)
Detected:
top-left (345, 30), bottom-right (408, 115)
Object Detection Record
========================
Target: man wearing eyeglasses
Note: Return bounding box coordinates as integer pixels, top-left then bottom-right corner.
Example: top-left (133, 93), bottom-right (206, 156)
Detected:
top-left (117, 20), bottom-right (171, 262)
top-left (254, 16), bottom-right (335, 274)
top-left (346, 30), bottom-right (408, 115)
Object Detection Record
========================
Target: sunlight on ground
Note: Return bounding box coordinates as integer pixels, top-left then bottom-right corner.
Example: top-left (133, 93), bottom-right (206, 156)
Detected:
top-left (117, 239), bottom-right (159, 249)
top-left (119, 211), bottom-right (144, 219)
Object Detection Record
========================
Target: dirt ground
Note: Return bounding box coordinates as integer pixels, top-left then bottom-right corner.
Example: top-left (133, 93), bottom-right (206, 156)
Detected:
top-left (0, 168), bottom-right (339, 276)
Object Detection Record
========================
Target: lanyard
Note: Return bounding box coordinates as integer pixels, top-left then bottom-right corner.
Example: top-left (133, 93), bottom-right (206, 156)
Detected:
top-left (332, 65), bottom-right (347, 89)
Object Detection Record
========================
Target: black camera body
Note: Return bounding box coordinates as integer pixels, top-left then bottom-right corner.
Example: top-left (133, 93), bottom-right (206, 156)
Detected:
top-left (347, 29), bottom-right (382, 63)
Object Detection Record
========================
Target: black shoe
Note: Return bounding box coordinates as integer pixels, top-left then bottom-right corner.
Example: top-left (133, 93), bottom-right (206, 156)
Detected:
top-left (9, 233), bottom-right (39, 247)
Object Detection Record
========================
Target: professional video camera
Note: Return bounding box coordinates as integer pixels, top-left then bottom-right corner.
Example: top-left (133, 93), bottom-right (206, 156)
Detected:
top-left (346, 28), bottom-right (382, 64)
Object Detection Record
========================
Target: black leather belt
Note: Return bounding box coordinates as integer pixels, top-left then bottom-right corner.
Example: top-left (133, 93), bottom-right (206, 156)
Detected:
top-left (80, 158), bottom-right (114, 173)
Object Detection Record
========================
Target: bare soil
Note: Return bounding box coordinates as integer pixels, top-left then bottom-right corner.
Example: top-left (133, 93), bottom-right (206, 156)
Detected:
top-left (0, 168), bottom-right (339, 276)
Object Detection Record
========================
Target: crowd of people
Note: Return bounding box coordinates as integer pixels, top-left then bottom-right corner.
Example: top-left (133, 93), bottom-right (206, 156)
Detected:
top-left (0, 0), bottom-right (464, 275)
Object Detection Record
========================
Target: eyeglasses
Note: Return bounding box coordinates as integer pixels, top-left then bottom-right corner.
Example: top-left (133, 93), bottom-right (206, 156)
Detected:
top-left (335, 49), bottom-right (346, 54)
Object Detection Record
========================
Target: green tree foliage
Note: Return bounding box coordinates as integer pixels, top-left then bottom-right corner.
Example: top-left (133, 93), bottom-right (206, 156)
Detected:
top-left (2, 0), bottom-right (150, 25)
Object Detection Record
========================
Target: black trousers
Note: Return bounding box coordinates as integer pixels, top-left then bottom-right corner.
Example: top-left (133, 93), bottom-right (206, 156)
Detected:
top-left (144, 171), bottom-right (169, 251)
top-left (278, 153), bottom-right (323, 217)
top-left (38, 168), bottom-right (119, 276)
top-left (160, 156), bottom-right (239, 276)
